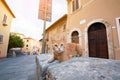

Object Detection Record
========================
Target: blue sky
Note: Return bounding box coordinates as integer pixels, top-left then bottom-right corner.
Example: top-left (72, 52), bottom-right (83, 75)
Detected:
top-left (6, 0), bottom-right (67, 40)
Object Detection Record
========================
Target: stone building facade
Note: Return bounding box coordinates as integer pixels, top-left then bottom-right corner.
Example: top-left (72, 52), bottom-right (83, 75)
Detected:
top-left (45, 14), bottom-right (67, 53)
top-left (22, 37), bottom-right (39, 55)
top-left (66, 0), bottom-right (120, 60)
top-left (44, 0), bottom-right (120, 60)
top-left (0, 0), bottom-right (15, 58)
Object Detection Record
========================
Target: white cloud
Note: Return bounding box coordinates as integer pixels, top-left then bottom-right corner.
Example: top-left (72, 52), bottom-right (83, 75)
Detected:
top-left (6, 0), bottom-right (67, 40)
top-left (52, 0), bottom-right (67, 22)
top-left (11, 17), bottom-right (42, 40)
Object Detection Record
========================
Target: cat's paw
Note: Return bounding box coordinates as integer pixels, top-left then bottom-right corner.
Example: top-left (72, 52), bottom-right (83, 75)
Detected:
top-left (47, 60), bottom-right (52, 63)
top-left (47, 59), bottom-right (55, 63)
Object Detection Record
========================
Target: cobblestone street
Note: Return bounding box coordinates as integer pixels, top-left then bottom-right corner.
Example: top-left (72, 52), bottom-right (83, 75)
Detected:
top-left (0, 55), bottom-right (36, 80)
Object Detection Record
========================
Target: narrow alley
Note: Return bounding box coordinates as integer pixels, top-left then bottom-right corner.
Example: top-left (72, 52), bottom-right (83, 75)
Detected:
top-left (0, 55), bottom-right (36, 80)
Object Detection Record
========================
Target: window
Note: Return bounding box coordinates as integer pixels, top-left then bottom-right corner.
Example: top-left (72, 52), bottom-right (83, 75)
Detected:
top-left (116, 17), bottom-right (120, 47)
top-left (27, 40), bottom-right (29, 42)
top-left (2, 14), bottom-right (7, 26)
top-left (71, 31), bottom-right (79, 43)
top-left (0, 35), bottom-right (3, 44)
top-left (72, 0), bottom-right (80, 12)
top-left (26, 45), bottom-right (28, 47)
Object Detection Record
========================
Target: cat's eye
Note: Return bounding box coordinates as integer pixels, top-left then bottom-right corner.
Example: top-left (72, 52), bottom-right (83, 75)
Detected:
top-left (61, 44), bottom-right (63, 46)
top-left (55, 44), bottom-right (58, 47)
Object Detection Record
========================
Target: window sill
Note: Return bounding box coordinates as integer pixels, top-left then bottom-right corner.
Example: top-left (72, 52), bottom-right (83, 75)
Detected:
top-left (2, 23), bottom-right (8, 26)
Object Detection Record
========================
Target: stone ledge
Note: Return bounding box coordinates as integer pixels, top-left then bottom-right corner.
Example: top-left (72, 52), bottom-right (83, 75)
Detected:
top-left (37, 54), bottom-right (120, 80)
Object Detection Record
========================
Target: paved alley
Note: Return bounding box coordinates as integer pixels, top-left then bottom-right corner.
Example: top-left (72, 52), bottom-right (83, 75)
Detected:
top-left (0, 55), bottom-right (36, 80)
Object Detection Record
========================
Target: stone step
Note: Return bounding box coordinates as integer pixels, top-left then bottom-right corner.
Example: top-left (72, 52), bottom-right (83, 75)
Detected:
top-left (37, 54), bottom-right (120, 80)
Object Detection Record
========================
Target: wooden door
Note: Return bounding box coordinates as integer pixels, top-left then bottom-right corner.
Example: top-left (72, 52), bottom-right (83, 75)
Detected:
top-left (97, 29), bottom-right (108, 58)
top-left (88, 23), bottom-right (108, 59)
top-left (88, 31), bottom-right (97, 57)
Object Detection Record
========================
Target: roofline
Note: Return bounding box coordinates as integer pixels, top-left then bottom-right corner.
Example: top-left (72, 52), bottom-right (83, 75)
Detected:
top-left (1, 0), bottom-right (15, 18)
top-left (24, 37), bottom-right (35, 40)
top-left (46, 14), bottom-right (67, 31)
top-left (39, 39), bottom-right (43, 41)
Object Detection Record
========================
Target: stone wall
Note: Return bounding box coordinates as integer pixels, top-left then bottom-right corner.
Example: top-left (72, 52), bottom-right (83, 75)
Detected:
top-left (37, 54), bottom-right (120, 80)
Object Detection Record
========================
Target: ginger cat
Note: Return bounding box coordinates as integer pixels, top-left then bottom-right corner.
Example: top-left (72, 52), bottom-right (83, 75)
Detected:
top-left (48, 40), bottom-right (82, 63)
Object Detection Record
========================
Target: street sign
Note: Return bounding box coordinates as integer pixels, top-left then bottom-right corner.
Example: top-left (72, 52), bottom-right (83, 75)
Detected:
top-left (38, 0), bottom-right (52, 22)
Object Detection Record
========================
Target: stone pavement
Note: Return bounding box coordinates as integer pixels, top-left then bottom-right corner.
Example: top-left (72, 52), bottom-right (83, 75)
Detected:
top-left (0, 55), bottom-right (36, 80)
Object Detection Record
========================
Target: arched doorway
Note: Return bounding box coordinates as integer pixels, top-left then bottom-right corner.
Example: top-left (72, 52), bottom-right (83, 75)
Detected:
top-left (88, 22), bottom-right (108, 59)
top-left (71, 31), bottom-right (79, 43)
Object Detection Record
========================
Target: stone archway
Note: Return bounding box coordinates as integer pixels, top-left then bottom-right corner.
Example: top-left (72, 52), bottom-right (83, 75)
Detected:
top-left (84, 19), bottom-right (114, 59)
top-left (68, 28), bottom-right (82, 46)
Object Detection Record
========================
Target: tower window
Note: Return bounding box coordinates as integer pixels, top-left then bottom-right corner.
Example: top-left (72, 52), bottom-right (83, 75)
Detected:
top-left (27, 40), bottom-right (29, 42)
top-left (26, 45), bottom-right (28, 47)
top-left (72, 0), bottom-right (80, 12)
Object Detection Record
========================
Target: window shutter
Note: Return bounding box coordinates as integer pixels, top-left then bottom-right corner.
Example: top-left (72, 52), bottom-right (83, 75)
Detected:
top-left (72, 0), bottom-right (75, 12)
top-left (76, 0), bottom-right (79, 10)
top-left (72, 0), bottom-right (80, 12)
